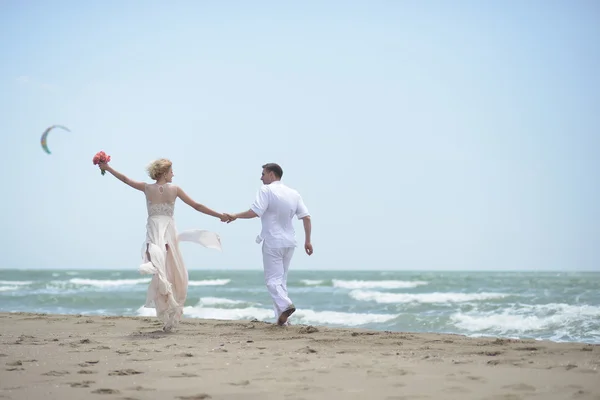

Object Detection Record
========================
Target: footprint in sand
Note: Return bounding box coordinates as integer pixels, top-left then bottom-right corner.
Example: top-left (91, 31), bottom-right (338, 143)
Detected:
top-left (452, 360), bottom-right (472, 365)
top-left (351, 331), bottom-right (377, 337)
top-left (502, 383), bottom-right (536, 392)
top-left (6, 361), bottom-right (23, 366)
top-left (69, 381), bottom-right (95, 388)
top-left (177, 395), bottom-right (212, 400)
top-left (299, 326), bottom-right (319, 334)
top-left (479, 351), bottom-right (503, 356)
top-left (78, 370), bottom-right (97, 374)
top-left (91, 388), bottom-right (120, 395)
top-left (127, 386), bottom-right (155, 391)
top-left (43, 370), bottom-right (70, 376)
top-left (78, 361), bottom-right (99, 367)
top-left (297, 346), bottom-right (317, 354)
top-left (516, 346), bottom-right (541, 352)
top-left (229, 380), bottom-right (250, 386)
top-left (6, 367), bottom-right (25, 371)
top-left (75, 318), bottom-right (95, 324)
top-left (108, 369), bottom-right (143, 376)
top-left (465, 376), bottom-right (486, 382)
top-left (170, 372), bottom-right (199, 378)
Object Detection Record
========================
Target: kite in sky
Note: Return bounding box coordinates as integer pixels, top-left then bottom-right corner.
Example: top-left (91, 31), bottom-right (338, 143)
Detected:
top-left (41, 125), bottom-right (71, 154)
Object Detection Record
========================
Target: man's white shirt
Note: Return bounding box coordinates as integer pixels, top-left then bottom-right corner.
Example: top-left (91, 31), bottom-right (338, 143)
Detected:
top-left (250, 181), bottom-right (310, 248)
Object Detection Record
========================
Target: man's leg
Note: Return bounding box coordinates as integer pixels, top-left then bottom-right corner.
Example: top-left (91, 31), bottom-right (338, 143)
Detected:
top-left (281, 247), bottom-right (295, 303)
top-left (262, 245), bottom-right (293, 319)
top-left (279, 247), bottom-right (296, 325)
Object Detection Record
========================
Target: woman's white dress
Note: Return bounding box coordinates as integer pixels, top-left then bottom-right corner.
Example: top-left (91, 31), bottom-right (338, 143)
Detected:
top-left (138, 183), bottom-right (221, 331)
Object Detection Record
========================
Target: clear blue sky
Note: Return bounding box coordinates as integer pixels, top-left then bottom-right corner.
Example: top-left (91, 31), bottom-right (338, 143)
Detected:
top-left (1, 0), bottom-right (598, 271)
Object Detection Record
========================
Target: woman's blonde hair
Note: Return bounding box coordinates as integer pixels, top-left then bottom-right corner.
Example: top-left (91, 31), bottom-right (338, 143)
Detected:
top-left (146, 158), bottom-right (172, 180)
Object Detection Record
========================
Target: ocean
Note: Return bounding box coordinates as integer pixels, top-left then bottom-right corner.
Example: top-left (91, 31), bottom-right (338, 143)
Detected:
top-left (1, 269), bottom-right (598, 344)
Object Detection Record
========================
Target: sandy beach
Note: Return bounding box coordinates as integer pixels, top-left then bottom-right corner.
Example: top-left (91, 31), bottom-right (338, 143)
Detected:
top-left (0, 312), bottom-right (598, 400)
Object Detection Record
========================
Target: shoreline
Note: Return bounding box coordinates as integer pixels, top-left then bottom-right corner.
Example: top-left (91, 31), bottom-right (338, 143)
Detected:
top-left (1, 312), bottom-right (598, 400)
top-left (1, 309), bottom-right (597, 346)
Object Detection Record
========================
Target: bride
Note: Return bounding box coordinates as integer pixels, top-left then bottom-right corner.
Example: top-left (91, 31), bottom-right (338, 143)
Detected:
top-left (99, 158), bottom-right (227, 331)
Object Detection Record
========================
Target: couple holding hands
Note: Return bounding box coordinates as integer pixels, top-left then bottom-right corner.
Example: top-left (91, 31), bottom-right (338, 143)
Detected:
top-left (98, 159), bottom-right (312, 332)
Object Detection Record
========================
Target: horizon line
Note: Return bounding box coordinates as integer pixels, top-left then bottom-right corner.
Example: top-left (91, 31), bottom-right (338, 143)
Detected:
top-left (1, 267), bottom-right (598, 273)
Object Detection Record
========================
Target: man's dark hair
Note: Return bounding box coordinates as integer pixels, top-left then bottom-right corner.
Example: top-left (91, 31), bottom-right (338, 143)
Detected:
top-left (262, 163), bottom-right (283, 179)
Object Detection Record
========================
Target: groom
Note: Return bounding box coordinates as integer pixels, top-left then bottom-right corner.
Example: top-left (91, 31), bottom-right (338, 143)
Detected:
top-left (225, 163), bottom-right (313, 326)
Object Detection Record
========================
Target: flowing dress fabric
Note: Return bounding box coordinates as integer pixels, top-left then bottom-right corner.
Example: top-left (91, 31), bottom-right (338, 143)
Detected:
top-left (138, 183), bottom-right (222, 330)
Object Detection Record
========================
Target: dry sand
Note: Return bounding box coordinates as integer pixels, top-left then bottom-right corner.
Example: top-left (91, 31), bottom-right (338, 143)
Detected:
top-left (0, 312), bottom-right (598, 400)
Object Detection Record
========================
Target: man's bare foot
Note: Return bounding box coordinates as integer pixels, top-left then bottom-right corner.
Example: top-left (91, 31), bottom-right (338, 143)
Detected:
top-left (277, 305), bottom-right (296, 326)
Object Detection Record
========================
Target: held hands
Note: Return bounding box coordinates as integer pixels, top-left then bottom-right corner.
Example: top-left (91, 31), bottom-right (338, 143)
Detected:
top-left (220, 213), bottom-right (237, 223)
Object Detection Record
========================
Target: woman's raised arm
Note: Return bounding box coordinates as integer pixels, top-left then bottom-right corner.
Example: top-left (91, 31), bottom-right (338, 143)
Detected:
top-left (99, 163), bottom-right (145, 192)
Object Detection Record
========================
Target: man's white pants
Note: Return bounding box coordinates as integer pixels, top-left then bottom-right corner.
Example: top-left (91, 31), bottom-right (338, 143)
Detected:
top-left (262, 245), bottom-right (295, 319)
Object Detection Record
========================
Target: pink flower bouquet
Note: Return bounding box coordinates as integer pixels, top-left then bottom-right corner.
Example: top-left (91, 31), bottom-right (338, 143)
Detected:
top-left (93, 151), bottom-right (111, 175)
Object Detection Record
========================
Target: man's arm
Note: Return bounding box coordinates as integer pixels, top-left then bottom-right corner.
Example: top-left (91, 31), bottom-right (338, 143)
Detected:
top-left (225, 186), bottom-right (268, 223)
top-left (225, 209), bottom-right (258, 223)
top-left (235, 209), bottom-right (258, 219)
top-left (302, 216), bottom-right (313, 255)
